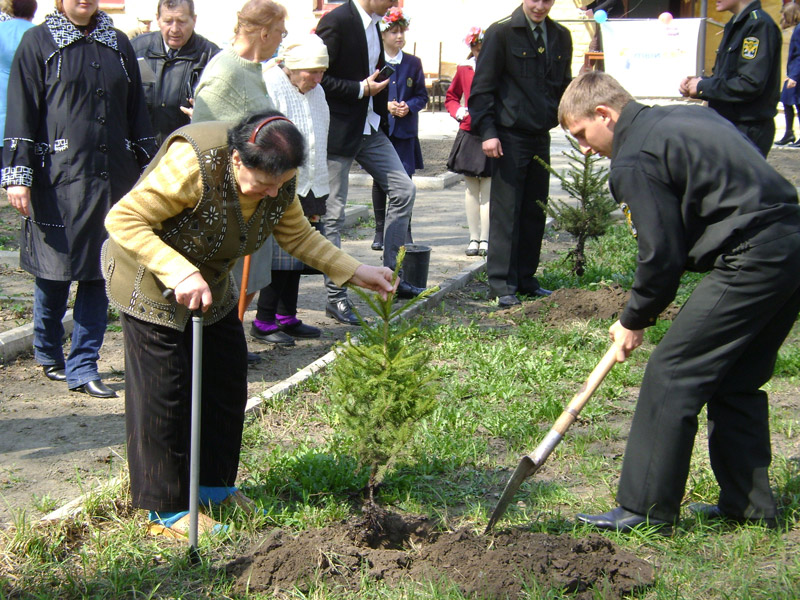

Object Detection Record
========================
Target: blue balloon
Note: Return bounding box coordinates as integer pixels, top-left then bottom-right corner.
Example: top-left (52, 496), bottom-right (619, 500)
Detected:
top-left (594, 9), bottom-right (608, 23)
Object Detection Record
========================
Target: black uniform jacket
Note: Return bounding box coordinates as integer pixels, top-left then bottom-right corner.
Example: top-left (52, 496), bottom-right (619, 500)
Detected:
top-left (131, 31), bottom-right (220, 144)
top-left (696, 0), bottom-right (781, 123)
top-left (316, 0), bottom-right (388, 157)
top-left (610, 102), bottom-right (800, 330)
top-left (1, 11), bottom-right (157, 281)
top-left (468, 6), bottom-right (572, 140)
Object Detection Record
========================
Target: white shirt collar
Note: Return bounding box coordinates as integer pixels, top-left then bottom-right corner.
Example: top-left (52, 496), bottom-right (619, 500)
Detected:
top-left (385, 50), bottom-right (403, 65)
top-left (354, 0), bottom-right (381, 30)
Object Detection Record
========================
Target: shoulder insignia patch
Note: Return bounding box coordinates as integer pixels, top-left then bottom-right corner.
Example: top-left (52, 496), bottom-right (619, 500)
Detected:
top-left (742, 37), bottom-right (759, 59)
top-left (406, 77), bottom-right (413, 88)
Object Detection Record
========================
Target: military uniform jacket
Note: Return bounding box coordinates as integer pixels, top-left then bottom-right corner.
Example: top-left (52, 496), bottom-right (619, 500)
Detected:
top-left (103, 122), bottom-right (297, 331)
top-left (131, 31), bottom-right (220, 144)
top-left (1, 11), bottom-right (156, 281)
top-left (468, 6), bottom-right (572, 140)
top-left (696, 0), bottom-right (781, 123)
top-left (609, 102), bottom-right (800, 330)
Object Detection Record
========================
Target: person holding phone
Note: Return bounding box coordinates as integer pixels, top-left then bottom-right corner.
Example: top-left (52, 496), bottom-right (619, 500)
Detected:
top-left (369, 7), bottom-right (427, 251)
top-left (132, 0), bottom-right (220, 145)
top-left (316, 0), bottom-right (423, 327)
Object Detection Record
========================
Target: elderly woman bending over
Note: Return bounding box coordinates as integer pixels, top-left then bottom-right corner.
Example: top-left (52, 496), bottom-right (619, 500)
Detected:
top-left (103, 111), bottom-right (393, 537)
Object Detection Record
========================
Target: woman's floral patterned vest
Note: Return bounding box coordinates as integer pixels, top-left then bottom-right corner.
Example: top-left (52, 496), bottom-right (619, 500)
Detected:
top-left (103, 121), bottom-right (295, 331)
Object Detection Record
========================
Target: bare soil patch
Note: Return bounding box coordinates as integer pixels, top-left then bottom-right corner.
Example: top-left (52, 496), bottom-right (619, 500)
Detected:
top-left (227, 511), bottom-right (654, 599)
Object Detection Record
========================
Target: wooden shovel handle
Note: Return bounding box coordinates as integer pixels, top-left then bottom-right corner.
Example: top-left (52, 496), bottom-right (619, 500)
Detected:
top-left (552, 345), bottom-right (619, 436)
top-left (237, 254), bottom-right (252, 322)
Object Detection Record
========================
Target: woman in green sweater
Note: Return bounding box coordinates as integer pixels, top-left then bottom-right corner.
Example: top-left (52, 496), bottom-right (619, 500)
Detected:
top-left (192, 0), bottom-right (288, 362)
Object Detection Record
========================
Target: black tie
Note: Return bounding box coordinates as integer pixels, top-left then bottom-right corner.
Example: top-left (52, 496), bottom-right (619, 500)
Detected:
top-left (167, 48), bottom-right (177, 60)
top-left (534, 25), bottom-right (545, 57)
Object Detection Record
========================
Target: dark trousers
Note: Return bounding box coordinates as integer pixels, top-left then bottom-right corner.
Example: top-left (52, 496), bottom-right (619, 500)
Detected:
top-left (256, 270), bottom-right (301, 320)
top-left (121, 307), bottom-right (248, 512)
top-left (734, 118), bottom-right (775, 158)
top-left (486, 128), bottom-right (550, 298)
top-left (617, 227), bottom-right (800, 522)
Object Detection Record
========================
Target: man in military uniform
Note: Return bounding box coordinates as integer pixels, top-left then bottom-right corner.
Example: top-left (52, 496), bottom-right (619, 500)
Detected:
top-left (680, 0), bottom-right (781, 156)
top-left (132, 0), bottom-right (219, 144)
top-left (468, 0), bottom-right (573, 307)
top-left (560, 72), bottom-right (800, 532)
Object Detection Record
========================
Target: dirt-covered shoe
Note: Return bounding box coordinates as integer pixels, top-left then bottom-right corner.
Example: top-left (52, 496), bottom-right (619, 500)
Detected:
top-left (147, 512), bottom-right (228, 540)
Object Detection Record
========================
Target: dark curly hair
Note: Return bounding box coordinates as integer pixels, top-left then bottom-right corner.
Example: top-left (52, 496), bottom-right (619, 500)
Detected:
top-left (227, 110), bottom-right (306, 175)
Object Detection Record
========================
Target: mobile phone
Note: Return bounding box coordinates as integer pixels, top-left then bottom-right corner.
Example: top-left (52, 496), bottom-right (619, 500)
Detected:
top-left (375, 64), bottom-right (395, 83)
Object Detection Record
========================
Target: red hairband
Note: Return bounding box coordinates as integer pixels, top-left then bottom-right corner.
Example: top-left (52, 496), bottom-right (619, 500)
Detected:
top-left (248, 116), bottom-right (293, 143)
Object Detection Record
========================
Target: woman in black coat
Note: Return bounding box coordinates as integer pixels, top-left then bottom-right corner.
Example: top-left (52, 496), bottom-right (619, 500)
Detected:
top-left (2, 0), bottom-right (156, 397)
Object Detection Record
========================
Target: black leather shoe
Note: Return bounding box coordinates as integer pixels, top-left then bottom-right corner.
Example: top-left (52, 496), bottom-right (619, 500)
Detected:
top-left (787, 139), bottom-right (800, 148)
top-left (371, 232), bottom-right (383, 251)
top-left (72, 379), bottom-right (117, 398)
top-left (396, 279), bottom-right (425, 299)
top-left (497, 294), bottom-right (521, 307)
top-left (278, 321), bottom-right (321, 339)
top-left (519, 286), bottom-right (552, 297)
top-left (576, 506), bottom-right (672, 533)
top-left (43, 365), bottom-right (67, 382)
top-left (688, 503), bottom-right (777, 529)
top-left (247, 351), bottom-right (262, 365)
top-left (250, 324), bottom-right (295, 346)
top-left (775, 133), bottom-right (795, 146)
top-left (326, 299), bottom-right (360, 325)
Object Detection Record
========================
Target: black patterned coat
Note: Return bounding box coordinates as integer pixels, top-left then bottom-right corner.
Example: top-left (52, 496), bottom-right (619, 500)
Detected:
top-left (1, 11), bottom-right (156, 281)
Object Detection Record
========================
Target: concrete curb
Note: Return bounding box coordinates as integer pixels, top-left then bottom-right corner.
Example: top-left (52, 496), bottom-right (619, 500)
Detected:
top-left (0, 206), bottom-right (371, 365)
top-left (0, 250), bottom-right (18, 267)
top-left (41, 258), bottom-right (487, 522)
top-left (349, 171), bottom-right (462, 190)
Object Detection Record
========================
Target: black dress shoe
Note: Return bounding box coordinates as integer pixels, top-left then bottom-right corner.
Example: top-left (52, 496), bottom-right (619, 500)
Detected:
top-left (43, 365), bottom-right (67, 382)
top-left (371, 232), bottom-right (383, 251)
top-left (787, 139), bottom-right (800, 148)
top-left (497, 294), bottom-right (521, 307)
top-left (519, 286), bottom-right (552, 297)
top-left (278, 321), bottom-right (321, 339)
top-left (396, 279), bottom-right (425, 299)
top-left (326, 299), bottom-right (360, 325)
top-left (775, 132), bottom-right (795, 146)
top-left (577, 506), bottom-right (671, 533)
top-left (72, 379), bottom-right (117, 398)
top-left (247, 351), bottom-right (262, 365)
top-left (688, 503), bottom-right (777, 529)
top-left (249, 324), bottom-right (295, 346)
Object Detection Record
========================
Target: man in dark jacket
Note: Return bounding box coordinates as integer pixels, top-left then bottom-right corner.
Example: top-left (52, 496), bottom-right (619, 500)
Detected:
top-left (468, 0), bottom-right (573, 307)
top-left (132, 0), bottom-right (219, 144)
top-left (560, 72), bottom-right (800, 532)
top-left (316, 0), bottom-right (422, 326)
top-left (680, 0), bottom-right (781, 156)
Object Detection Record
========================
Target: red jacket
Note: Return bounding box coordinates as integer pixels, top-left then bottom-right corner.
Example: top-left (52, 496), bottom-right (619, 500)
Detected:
top-left (445, 63), bottom-right (475, 132)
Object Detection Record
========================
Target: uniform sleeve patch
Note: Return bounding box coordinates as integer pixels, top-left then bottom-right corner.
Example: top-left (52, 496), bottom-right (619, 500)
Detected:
top-left (742, 37), bottom-right (759, 59)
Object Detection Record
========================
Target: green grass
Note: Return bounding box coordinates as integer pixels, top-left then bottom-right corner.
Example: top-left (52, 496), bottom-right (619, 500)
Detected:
top-left (2, 225), bottom-right (799, 599)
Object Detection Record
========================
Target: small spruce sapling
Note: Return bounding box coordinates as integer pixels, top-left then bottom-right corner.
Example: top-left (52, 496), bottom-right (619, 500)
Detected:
top-left (535, 136), bottom-right (617, 276)
top-left (327, 248), bottom-right (440, 519)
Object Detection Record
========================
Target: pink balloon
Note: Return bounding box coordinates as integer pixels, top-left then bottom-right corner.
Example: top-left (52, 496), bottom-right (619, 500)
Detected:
top-left (658, 12), bottom-right (673, 24)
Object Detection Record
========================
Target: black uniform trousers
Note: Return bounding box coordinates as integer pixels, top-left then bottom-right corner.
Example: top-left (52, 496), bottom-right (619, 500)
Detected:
top-left (617, 226), bottom-right (800, 522)
top-left (121, 307), bottom-right (248, 512)
top-left (733, 118), bottom-right (775, 158)
top-left (486, 127), bottom-right (550, 298)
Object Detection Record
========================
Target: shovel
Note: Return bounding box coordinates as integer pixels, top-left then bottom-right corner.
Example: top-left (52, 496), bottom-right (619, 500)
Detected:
top-left (484, 344), bottom-right (619, 534)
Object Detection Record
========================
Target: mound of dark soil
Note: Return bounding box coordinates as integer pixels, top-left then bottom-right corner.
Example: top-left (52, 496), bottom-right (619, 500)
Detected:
top-left (518, 283), bottom-right (680, 324)
top-left (227, 512), bottom-right (654, 598)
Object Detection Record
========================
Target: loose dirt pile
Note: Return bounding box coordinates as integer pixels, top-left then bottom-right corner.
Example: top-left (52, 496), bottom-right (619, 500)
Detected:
top-left (515, 283), bottom-right (680, 324)
top-left (227, 512), bottom-right (654, 599)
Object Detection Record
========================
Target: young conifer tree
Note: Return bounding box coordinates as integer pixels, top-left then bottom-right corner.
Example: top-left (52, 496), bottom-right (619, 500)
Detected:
top-left (327, 249), bottom-right (439, 514)
top-left (536, 136), bottom-right (617, 276)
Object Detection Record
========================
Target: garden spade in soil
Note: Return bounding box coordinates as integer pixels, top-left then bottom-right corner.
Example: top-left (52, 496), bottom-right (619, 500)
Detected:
top-left (484, 345), bottom-right (619, 533)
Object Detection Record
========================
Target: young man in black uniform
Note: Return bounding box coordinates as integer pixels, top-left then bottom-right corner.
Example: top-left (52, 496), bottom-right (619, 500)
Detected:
top-left (680, 0), bottom-right (781, 156)
top-left (468, 0), bottom-right (573, 307)
top-left (560, 72), bottom-right (800, 532)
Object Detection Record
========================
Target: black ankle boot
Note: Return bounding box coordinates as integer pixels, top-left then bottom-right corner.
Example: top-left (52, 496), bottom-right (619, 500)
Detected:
top-left (775, 132), bottom-right (795, 146)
